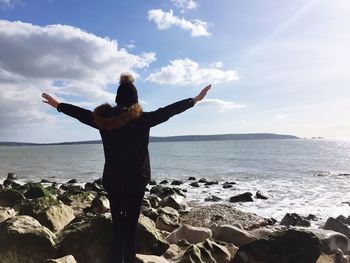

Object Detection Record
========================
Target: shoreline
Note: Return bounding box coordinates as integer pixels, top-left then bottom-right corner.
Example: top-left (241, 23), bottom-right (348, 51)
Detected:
top-left (0, 174), bottom-right (349, 262)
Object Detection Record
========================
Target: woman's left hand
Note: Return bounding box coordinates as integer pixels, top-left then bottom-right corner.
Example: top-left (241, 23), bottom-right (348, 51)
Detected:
top-left (42, 93), bottom-right (60, 108)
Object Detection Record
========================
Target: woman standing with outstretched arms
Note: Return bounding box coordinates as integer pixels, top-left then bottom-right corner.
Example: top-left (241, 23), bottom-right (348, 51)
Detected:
top-left (42, 73), bottom-right (211, 263)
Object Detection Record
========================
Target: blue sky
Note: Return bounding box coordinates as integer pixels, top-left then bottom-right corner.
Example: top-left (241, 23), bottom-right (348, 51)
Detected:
top-left (0, 0), bottom-right (349, 142)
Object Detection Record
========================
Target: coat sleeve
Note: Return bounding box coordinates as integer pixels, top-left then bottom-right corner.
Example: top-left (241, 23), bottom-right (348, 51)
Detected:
top-left (57, 103), bottom-right (97, 129)
top-left (144, 98), bottom-right (195, 127)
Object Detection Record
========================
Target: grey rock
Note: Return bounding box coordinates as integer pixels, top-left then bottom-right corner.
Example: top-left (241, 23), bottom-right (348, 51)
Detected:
top-left (230, 192), bottom-right (254, 203)
top-left (166, 224), bottom-right (212, 244)
top-left (324, 217), bottom-right (350, 240)
top-left (45, 255), bottom-right (77, 263)
top-left (190, 182), bottom-right (200, 187)
top-left (280, 213), bottom-right (311, 227)
top-left (255, 190), bottom-right (269, 200)
top-left (205, 195), bottom-right (222, 202)
top-left (0, 215), bottom-right (56, 263)
top-left (160, 194), bottom-right (188, 211)
top-left (212, 225), bottom-right (257, 247)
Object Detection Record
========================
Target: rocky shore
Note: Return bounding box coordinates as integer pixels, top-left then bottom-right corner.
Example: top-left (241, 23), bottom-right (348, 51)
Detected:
top-left (0, 172), bottom-right (349, 263)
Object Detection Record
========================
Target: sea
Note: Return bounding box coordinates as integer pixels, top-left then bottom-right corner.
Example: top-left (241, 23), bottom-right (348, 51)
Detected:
top-left (1, 139), bottom-right (350, 226)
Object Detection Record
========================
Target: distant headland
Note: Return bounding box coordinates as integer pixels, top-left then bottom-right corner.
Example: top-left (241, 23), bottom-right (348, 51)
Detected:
top-left (0, 133), bottom-right (299, 146)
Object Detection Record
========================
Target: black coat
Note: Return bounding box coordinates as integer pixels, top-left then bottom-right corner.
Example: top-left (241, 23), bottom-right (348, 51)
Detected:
top-left (57, 98), bottom-right (194, 193)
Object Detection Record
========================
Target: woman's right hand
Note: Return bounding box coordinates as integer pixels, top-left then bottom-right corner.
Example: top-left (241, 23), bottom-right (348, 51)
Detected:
top-left (42, 93), bottom-right (60, 108)
top-left (193, 84), bottom-right (211, 104)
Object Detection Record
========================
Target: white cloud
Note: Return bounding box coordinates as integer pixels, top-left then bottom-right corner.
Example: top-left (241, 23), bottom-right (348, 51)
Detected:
top-left (146, 58), bottom-right (239, 86)
top-left (198, 99), bottom-right (246, 111)
top-left (0, 19), bottom-right (156, 141)
top-left (171, 0), bottom-right (198, 12)
top-left (127, 43), bottom-right (136, 49)
top-left (147, 9), bottom-right (210, 37)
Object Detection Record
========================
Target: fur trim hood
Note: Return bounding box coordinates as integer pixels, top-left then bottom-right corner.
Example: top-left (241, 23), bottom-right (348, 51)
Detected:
top-left (93, 103), bottom-right (142, 131)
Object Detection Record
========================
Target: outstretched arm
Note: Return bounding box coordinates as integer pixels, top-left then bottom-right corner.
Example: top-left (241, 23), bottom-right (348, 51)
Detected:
top-left (41, 93), bottom-right (97, 128)
top-left (144, 84), bottom-right (211, 127)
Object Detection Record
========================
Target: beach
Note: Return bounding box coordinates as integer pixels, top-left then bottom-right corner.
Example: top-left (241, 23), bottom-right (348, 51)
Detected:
top-left (0, 139), bottom-right (350, 262)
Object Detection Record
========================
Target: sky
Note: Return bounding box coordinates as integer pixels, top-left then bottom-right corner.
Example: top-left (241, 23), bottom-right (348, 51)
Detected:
top-left (0, 0), bottom-right (349, 143)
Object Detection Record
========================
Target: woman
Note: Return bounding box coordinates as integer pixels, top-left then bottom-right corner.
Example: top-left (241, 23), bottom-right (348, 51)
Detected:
top-left (42, 73), bottom-right (211, 263)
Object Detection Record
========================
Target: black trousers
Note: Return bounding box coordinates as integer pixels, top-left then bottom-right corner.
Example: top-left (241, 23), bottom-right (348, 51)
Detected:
top-left (108, 188), bottom-right (145, 263)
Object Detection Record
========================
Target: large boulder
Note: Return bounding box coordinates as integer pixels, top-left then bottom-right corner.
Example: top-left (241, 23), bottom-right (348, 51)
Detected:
top-left (0, 215), bottom-right (56, 263)
top-left (0, 207), bottom-right (16, 223)
top-left (137, 214), bottom-right (170, 255)
top-left (232, 229), bottom-right (321, 263)
top-left (212, 225), bottom-right (257, 247)
top-left (45, 255), bottom-right (77, 263)
top-left (0, 189), bottom-right (26, 207)
top-left (324, 217), bottom-right (350, 240)
top-left (86, 195), bottom-right (110, 214)
top-left (166, 224), bottom-right (212, 244)
top-left (19, 197), bottom-right (75, 232)
top-left (174, 239), bottom-right (231, 263)
top-left (59, 214), bottom-right (113, 263)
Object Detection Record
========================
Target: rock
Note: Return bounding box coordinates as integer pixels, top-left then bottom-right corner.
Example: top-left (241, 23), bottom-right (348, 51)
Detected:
top-left (231, 229), bottom-right (321, 263)
top-left (143, 198), bottom-right (152, 209)
top-left (204, 180), bottom-right (219, 186)
top-left (0, 189), bottom-right (26, 207)
top-left (7, 172), bottom-right (17, 181)
top-left (136, 254), bottom-right (170, 263)
top-left (0, 215), bottom-right (56, 263)
top-left (337, 215), bottom-right (350, 225)
top-left (198, 178), bottom-right (208, 183)
top-left (180, 204), bottom-right (271, 229)
top-left (59, 214), bottom-right (113, 263)
top-left (149, 180), bottom-right (157, 185)
top-left (0, 207), bottom-right (16, 223)
top-left (160, 194), bottom-right (188, 210)
top-left (150, 185), bottom-right (178, 199)
top-left (171, 180), bottom-right (184, 186)
top-left (205, 195), bottom-right (222, 202)
top-left (148, 194), bottom-right (161, 208)
top-left (223, 183), bottom-right (233, 189)
top-left (88, 195), bottom-right (110, 214)
top-left (190, 182), bottom-right (200, 187)
top-left (173, 239), bottom-right (231, 263)
top-left (19, 196), bottom-right (75, 232)
top-left (324, 217), bottom-right (350, 240)
top-left (0, 183), bottom-right (4, 192)
top-left (163, 244), bottom-right (183, 260)
top-left (84, 182), bottom-right (102, 192)
top-left (188, 177), bottom-right (196, 181)
top-left (255, 190), bottom-right (269, 200)
top-left (59, 184), bottom-right (84, 194)
top-left (24, 182), bottom-right (52, 199)
top-left (166, 224), bottom-right (212, 244)
top-left (3, 179), bottom-right (21, 189)
top-left (160, 180), bottom-right (169, 184)
top-left (58, 192), bottom-right (95, 216)
top-left (46, 182), bottom-right (60, 195)
top-left (67, 179), bottom-right (77, 184)
top-left (229, 192), bottom-right (254, 203)
top-left (45, 255), bottom-right (77, 263)
top-left (137, 214), bottom-right (170, 255)
top-left (41, 179), bottom-right (55, 183)
top-left (159, 206), bottom-right (180, 220)
top-left (308, 229), bottom-right (350, 254)
top-left (280, 213), bottom-right (311, 227)
top-left (142, 207), bottom-right (159, 221)
top-left (212, 225), bottom-right (257, 247)
top-left (156, 214), bottom-right (180, 232)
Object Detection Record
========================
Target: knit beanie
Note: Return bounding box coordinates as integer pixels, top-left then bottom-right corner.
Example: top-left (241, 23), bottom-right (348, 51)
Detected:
top-left (115, 73), bottom-right (138, 107)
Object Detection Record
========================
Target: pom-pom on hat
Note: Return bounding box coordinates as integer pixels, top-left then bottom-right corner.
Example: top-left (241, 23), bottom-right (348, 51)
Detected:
top-left (115, 73), bottom-right (138, 107)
